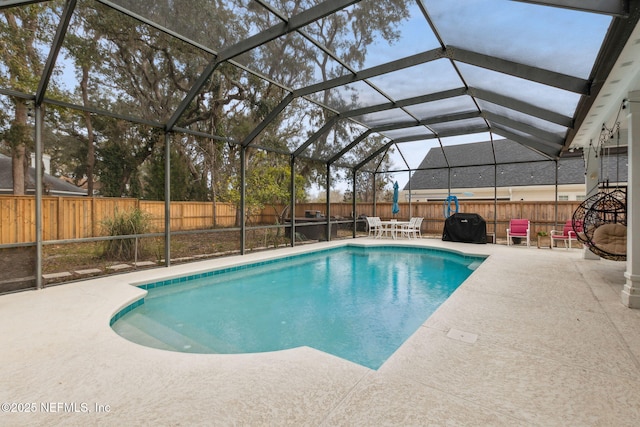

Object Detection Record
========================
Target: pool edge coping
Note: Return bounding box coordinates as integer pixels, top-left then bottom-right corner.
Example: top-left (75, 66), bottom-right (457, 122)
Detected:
top-left (108, 239), bottom-right (491, 365)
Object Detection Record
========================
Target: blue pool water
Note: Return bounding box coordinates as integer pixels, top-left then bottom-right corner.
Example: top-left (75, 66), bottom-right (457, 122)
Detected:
top-left (112, 245), bottom-right (484, 369)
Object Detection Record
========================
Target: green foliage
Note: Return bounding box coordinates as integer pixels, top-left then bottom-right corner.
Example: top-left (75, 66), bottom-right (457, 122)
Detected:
top-left (238, 151), bottom-right (307, 224)
top-left (0, 4), bottom-right (52, 92)
top-left (95, 121), bottom-right (160, 197)
top-left (0, 0), bottom-right (406, 202)
top-left (101, 208), bottom-right (151, 260)
top-left (4, 119), bottom-right (31, 150)
top-left (96, 139), bottom-right (137, 197)
top-left (144, 142), bottom-right (209, 201)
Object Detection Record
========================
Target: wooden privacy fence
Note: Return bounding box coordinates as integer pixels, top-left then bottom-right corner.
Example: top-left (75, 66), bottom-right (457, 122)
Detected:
top-left (0, 196), bottom-right (237, 244)
top-left (1, 196), bottom-right (581, 245)
top-left (263, 201), bottom-right (583, 238)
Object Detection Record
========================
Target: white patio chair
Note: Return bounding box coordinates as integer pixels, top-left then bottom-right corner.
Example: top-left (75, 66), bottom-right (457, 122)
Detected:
top-left (366, 216), bottom-right (382, 238)
top-left (377, 217), bottom-right (394, 238)
top-left (413, 217), bottom-right (424, 238)
top-left (400, 217), bottom-right (417, 238)
top-left (401, 217), bottom-right (423, 239)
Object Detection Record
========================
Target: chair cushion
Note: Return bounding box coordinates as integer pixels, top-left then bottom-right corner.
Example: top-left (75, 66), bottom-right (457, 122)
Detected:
top-left (592, 224), bottom-right (626, 255)
top-left (558, 220), bottom-right (583, 238)
top-left (509, 220), bottom-right (529, 235)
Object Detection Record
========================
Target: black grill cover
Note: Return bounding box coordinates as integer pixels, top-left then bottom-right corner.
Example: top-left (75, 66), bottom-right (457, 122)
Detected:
top-left (442, 213), bottom-right (487, 244)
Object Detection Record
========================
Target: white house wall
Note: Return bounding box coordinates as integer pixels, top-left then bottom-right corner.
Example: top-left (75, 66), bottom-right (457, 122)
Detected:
top-left (402, 184), bottom-right (586, 202)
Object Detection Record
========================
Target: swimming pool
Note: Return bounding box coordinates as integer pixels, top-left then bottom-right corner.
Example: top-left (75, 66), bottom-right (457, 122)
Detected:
top-left (112, 245), bottom-right (485, 369)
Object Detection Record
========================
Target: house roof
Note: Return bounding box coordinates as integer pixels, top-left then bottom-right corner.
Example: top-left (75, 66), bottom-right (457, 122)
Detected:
top-left (0, 154), bottom-right (87, 196)
top-left (404, 139), bottom-right (628, 190)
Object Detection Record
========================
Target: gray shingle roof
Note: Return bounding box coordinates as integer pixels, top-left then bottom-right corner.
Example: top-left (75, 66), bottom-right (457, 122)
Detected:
top-left (405, 139), bottom-right (627, 190)
top-left (0, 154), bottom-right (86, 196)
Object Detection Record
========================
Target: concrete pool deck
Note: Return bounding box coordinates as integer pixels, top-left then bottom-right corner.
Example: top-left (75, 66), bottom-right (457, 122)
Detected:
top-left (1, 238), bottom-right (639, 426)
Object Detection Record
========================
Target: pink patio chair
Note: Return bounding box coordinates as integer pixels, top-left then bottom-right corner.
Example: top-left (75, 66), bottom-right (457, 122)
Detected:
top-left (506, 219), bottom-right (530, 247)
top-left (550, 220), bottom-right (583, 249)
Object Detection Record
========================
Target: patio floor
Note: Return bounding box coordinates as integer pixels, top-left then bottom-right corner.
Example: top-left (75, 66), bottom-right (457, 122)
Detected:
top-left (1, 238), bottom-right (639, 426)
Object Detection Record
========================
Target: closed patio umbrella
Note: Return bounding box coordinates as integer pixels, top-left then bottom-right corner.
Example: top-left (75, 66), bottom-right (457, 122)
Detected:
top-left (392, 181), bottom-right (400, 216)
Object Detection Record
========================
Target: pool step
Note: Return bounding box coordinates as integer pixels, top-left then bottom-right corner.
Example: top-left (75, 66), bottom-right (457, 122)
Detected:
top-left (113, 311), bottom-right (242, 354)
top-left (467, 260), bottom-right (483, 271)
top-left (114, 312), bottom-right (216, 353)
top-left (112, 318), bottom-right (176, 351)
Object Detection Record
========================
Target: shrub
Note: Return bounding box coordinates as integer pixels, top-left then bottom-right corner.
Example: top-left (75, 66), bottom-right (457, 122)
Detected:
top-left (101, 208), bottom-right (151, 260)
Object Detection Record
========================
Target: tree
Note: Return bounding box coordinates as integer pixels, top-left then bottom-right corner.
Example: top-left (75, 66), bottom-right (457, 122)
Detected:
top-left (0, 4), bottom-right (51, 194)
top-left (1, 0), bottom-right (409, 206)
top-left (50, 108), bottom-right (94, 188)
top-left (247, 153), bottom-right (307, 225)
top-left (95, 120), bottom-right (159, 198)
top-left (60, 2), bottom-right (228, 197)
top-left (64, 7), bottom-right (105, 196)
top-left (144, 140), bottom-right (209, 201)
top-left (226, 150), bottom-right (306, 230)
top-left (280, 0), bottom-right (410, 185)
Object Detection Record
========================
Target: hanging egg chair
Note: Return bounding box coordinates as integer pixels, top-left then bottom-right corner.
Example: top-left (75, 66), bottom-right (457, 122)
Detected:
top-left (572, 188), bottom-right (626, 261)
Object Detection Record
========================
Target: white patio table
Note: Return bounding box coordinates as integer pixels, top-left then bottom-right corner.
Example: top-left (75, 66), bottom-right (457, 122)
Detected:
top-left (378, 220), bottom-right (411, 239)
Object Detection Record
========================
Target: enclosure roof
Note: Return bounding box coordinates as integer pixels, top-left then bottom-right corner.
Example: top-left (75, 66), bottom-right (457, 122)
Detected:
top-left (2, 0), bottom-right (640, 172)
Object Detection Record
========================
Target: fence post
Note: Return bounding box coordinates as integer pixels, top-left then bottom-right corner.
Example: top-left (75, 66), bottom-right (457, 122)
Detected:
top-left (91, 197), bottom-right (97, 237)
top-left (57, 197), bottom-right (64, 240)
